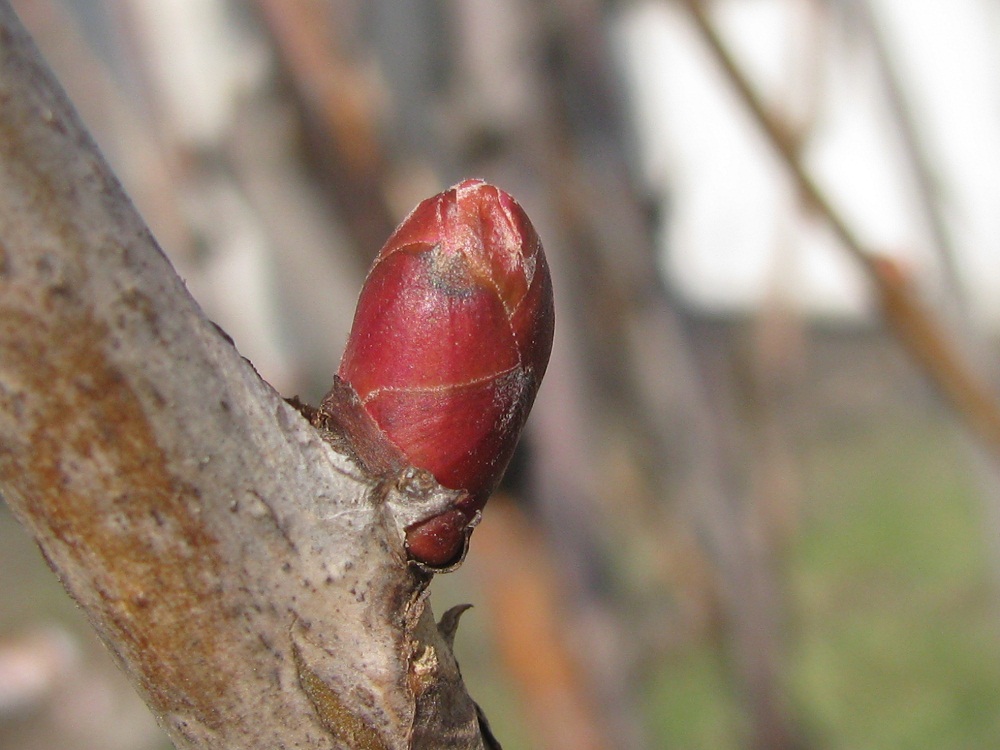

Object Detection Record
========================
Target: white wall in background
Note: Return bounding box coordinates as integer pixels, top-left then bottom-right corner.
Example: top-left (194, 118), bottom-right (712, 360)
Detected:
top-left (614, 0), bottom-right (1000, 325)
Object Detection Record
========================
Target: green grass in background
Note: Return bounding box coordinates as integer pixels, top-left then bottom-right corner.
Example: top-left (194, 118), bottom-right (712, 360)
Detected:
top-left (643, 645), bottom-right (745, 748)
top-left (792, 414), bottom-right (1000, 750)
top-left (645, 412), bottom-right (1000, 749)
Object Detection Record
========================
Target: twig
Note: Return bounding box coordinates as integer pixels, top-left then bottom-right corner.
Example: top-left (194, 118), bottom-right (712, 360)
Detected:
top-left (678, 0), bottom-right (1000, 457)
top-left (474, 496), bottom-right (611, 750)
top-left (252, 0), bottom-right (396, 264)
top-left (853, 0), bottom-right (967, 310)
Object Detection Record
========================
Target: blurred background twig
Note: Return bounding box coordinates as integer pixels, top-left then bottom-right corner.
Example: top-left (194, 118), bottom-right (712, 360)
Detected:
top-left (679, 0), bottom-right (1000, 457)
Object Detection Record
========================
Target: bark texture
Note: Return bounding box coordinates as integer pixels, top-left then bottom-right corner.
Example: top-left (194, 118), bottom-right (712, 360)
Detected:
top-left (0, 4), bottom-right (488, 748)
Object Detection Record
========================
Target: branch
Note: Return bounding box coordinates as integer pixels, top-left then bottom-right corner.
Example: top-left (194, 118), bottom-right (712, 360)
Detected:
top-left (679, 0), bottom-right (1000, 457)
top-left (853, 0), bottom-right (967, 308)
top-left (0, 5), bottom-right (489, 749)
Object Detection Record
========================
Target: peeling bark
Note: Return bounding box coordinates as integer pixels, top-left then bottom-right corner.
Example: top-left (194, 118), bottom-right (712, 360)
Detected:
top-left (0, 4), bottom-right (489, 748)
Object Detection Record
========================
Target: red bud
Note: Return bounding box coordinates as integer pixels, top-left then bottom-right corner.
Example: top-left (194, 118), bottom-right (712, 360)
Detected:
top-left (337, 179), bottom-right (554, 566)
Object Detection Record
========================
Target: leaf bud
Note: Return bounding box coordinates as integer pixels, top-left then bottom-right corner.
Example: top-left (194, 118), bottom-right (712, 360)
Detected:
top-left (337, 179), bottom-right (554, 566)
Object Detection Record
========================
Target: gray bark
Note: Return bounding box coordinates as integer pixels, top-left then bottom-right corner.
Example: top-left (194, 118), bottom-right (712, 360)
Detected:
top-left (0, 4), bottom-right (489, 748)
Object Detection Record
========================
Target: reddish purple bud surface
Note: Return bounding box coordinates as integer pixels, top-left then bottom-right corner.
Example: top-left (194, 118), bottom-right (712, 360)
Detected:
top-left (338, 179), bottom-right (554, 566)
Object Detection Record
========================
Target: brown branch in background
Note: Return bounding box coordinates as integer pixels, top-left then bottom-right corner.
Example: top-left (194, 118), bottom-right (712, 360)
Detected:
top-left (853, 0), bottom-right (967, 309)
top-left (473, 496), bottom-right (610, 750)
top-left (253, 0), bottom-right (397, 264)
top-left (679, 0), bottom-right (1000, 458)
top-left (532, 5), bottom-right (812, 747)
top-left (747, 0), bottom-right (828, 551)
